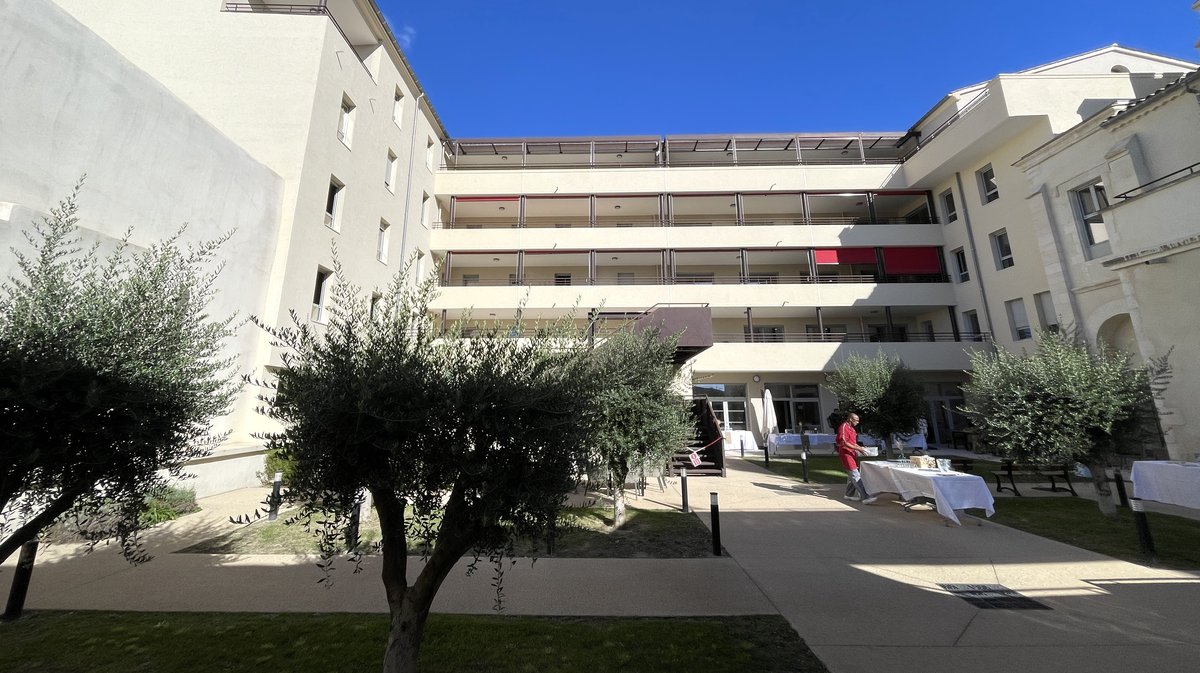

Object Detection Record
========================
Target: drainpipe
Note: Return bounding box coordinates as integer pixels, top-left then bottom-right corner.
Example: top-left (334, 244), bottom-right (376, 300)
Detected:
top-left (953, 172), bottom-right (998, 342)
top-left (399, 92), bottom-right (428, 276)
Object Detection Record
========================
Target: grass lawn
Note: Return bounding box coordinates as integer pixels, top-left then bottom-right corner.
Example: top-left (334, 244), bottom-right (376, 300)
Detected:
top-left (0, 611), bottom-right (827, 673)
top-left (987, 497), bottom-right (1200, 570)
top-left (180, 506), bottom-right (715, 558)
top-left (747, 456), bottom-right (887, 485)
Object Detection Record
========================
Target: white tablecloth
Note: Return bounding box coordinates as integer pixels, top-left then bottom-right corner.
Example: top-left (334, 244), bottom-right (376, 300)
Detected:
top-left (724, 430), bottom-right (758, 454)
top-left (767, 433), bottom-right (806, 454)
top-left (860, 461), bottom-right (995, 525)
top-left (1131, 461), bottom-right (1200, 509)
top-left (800, 432), bottom-right (880, 452)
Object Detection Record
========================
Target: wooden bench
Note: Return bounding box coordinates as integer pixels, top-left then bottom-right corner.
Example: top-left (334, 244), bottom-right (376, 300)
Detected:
top-left (989, 460), bottom-right (1078, 497)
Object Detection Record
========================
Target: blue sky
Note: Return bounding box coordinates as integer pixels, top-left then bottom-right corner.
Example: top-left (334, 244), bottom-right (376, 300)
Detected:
top-left (380, 1), bottom-right (1198, 138)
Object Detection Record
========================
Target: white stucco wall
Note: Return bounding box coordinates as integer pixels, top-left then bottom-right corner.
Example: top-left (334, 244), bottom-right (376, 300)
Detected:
top-left (0, 0), bottom-right (285, 494)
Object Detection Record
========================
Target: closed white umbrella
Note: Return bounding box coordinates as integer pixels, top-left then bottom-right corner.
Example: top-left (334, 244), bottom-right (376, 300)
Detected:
top-left (762, 388), bottom-right (779, 436)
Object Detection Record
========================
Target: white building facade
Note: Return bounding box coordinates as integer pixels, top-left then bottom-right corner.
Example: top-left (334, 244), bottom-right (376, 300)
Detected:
top-left (1, 0), bottom-right (1196, 493)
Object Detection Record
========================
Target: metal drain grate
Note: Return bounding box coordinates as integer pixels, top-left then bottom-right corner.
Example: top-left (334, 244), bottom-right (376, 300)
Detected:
top-left (939, 584), bottom-right (1051, 610)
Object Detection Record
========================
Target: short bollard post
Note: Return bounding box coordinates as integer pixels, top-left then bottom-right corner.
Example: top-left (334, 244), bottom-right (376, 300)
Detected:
top-left (1130, 498), bottom-right (1158, 563)
top-left (710, 492), bottom-right (722, 556)
top-left (2, 540), bottom-right (38, 621)
top-left (268, 471), bottom-right (283, 521)
top-left (763, 442), bottom-right (770, 469)
top-left (1112, 467), bottom-right (1130, 508)
top-left (346, 497), bottom-right (362, 553)
top-left (680, 468), bottom-right (689, 513)
top-left (800, 448), bottom-right (810, 484)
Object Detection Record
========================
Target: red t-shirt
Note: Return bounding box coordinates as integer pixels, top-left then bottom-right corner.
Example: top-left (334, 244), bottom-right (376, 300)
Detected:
top-left (836, 421), bottom-right (859, 471)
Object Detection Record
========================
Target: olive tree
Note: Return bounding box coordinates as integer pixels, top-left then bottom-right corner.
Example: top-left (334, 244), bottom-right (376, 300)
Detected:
top-left (584, 327), bottom-right (693, 528)
top-left (825, 350), bottom-right (926, 456)
top-left (252, 261), bottom-right (600, 673)
top-left (961, 329), bottom-right (1169, 516)
top-left (0, 184), bottom-right (237, 566)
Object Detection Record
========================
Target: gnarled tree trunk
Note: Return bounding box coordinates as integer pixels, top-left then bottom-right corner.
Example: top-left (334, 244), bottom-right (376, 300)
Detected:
top-left (1085, 458), bottom-right (1119, 518)
top-left (609, 458), bottom-right (629, 529)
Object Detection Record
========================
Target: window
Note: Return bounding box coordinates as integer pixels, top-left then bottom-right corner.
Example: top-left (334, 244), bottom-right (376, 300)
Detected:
top-left (337, 95), bottom-right (355, 147)
top-left (990, 229), bottom-right (1014, 269)
top-left (421, 193), bottom-right (430, 228)
top-left (1034, 291), bottom-right (1058, 332)
top-left (805, 324), bottom-right (848, 342)
top-left (952, 248), bottom-right (970, 282)
top-left (962, 310), bottom-right (983, 342)
top-left (311, 268), bottom-right (332, 323)
top-left (744, 325), bottom-right (784, 342)
top-left (920, 320), bottom-right (936, 342)
top-left (325, 178), bottom-right (344, 231)
top-left (977, 164), bottom-right (999, 203)
top-left (462, 274), bottom-right (480, 286)
top-left (940, 190), bottom-right (958, 223)
top-left (392, 89), bottom-right (404, 128)
top-left (385, 150), bottom-right (398, 192)
top-left (691, 383), bottom-right (747, 431)
top-left (426, 137), bottom-right (436, 171)
top-left (369, 292), bottom-right (382, 321)
top-left (764, 383), bottom-right (823, 432)
top-left (377, 219), bottom-right (390, 263)
top-left (617, 272), bottom-right (635, 285)
top-left (1005, 298), bottom-right (1032, 340)
top-left (1072, 181), bottom-right (1111, 250)
top-left (553, 273), bottom-right (572, 286)
top-left (508, 273), bottom-right (519, 286)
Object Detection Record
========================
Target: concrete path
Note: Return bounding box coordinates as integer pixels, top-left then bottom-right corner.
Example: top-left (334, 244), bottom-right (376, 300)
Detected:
top-left (6, 458), bottom-right (1200, 673)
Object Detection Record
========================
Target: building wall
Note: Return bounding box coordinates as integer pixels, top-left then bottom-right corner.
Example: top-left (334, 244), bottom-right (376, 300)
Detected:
top-left (0, 0), bottom-right (285, 493)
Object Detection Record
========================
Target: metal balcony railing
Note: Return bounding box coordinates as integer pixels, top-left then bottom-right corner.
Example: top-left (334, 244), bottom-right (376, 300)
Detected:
top-left (433, 215), bottom-right (938, 229)
top-left (444, 274), bottom-right (949, 287)
top-left (1113, 161), bottom-right (1200, 200)
top-left (714, 331), bottom-right (990, 344)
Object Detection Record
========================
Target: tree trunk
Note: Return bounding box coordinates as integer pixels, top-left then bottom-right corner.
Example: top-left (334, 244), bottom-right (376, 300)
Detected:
top-left (0, 489), bottom-right (82, 564)
top-left (610, 459), bottom-right (628, 529)
top-left (375, 483), bottom-right (479, 673)
top-left (1085, 458), bottom-right (1119, 518)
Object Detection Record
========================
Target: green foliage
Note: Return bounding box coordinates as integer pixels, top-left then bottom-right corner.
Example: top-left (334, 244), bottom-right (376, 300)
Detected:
top-left (259, 447), bottom-right (297, 486)
top-left (824, 350), bottom-right (926, 446)
top-left (584, 327), bottom-right (693, 524)
top-left (142, 485), bottom-right (200, 526)
top-left (960, 329), bottom-right (1169, 466)
top-left (0, 182), bottom-right (237, 565)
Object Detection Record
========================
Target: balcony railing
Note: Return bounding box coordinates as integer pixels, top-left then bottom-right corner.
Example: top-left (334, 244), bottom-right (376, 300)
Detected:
top-left (1113, 161), bottom-right (1200, 200)
top-left (434, 215), bottom-right (937, 230)
top-left (715, 331), bottom-right (990, 344)
top-left (445, 274), bottom-right (949, 287)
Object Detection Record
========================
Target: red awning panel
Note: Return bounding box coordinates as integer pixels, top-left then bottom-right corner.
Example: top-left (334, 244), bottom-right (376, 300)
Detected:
top-left (813, 248), bottom-right (877, 265)
top-left (882, 247), bottom-right (941, 274)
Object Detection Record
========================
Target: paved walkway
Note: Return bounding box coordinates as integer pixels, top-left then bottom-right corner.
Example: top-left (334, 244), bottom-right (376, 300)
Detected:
top-left (6, 457), bottom-right (1200, 673)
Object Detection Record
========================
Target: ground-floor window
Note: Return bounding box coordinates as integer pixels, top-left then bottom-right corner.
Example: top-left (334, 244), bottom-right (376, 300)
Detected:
top-left (765, 383), bottom-right (822, 433)
top-left (693, 383), bottom-right (747, 430)
top-left (923, 382), bottom-right (967, 447)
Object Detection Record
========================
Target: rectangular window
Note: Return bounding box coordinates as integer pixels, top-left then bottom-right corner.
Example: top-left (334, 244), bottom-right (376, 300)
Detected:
top-left (421, 193), bottom-right (430, 228)
top-left (462, 274), bottom-right (480, 286)
top-left (952, 247), bottom-right (970, 282)
top-left (1072, 181), bottom-right (1111, 250)
top-left (977, 164), bottom-right (999, 203)
top-left (617, 272), bottom-right (635, 285)
top-left (1005, 298), bottom-right (1032, 340)
top-left (962, 310), bottom-right (983, 342)
top-left (940, 190), bottom-right (958, 223)
top-left (337, 95), bottom-right (355, 148)
top-left (369, 292), bottom-right (382, 321)
top-left (325, 178), bottom-right (344, 231)
top-left (377, 219), bottom-right (390, 264)
top-left (990, 229), bottom-right (1014, 269)
top-left (508, 273), bottom-right (519, 286)
top-left (553, 273), bottom-right (572, 286)
top-left (385, 151), bottom-right (398, 192)
top-left (426, 137), bottom-right (436, 171)
top-left (1034, 291), bottom-right (1058, 332)
top-left (392, 89), bottom-right (404, 128)
top-left (744, 325), bottom-right (784, 343)
top-left (311, 268), bottom-right (331, 323)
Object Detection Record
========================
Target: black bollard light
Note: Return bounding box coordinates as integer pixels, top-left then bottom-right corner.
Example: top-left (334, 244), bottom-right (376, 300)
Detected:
top-left (3, 540), bottom-right (38, 621)
top-left (1112, 467), bottom-right (1130, 508)
top-left (680, 467), bottom-right (689, 513)
top-left (268, 471), bottom-right (283, 521)
top-left (346, 497), bottom-right (362, 553)
top-left (710, 492), bottom-right (722, 556)
top-left (801, 448), bottom-right (810, 484)
top-left (1130, 498), bottom-right (1158, 563)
